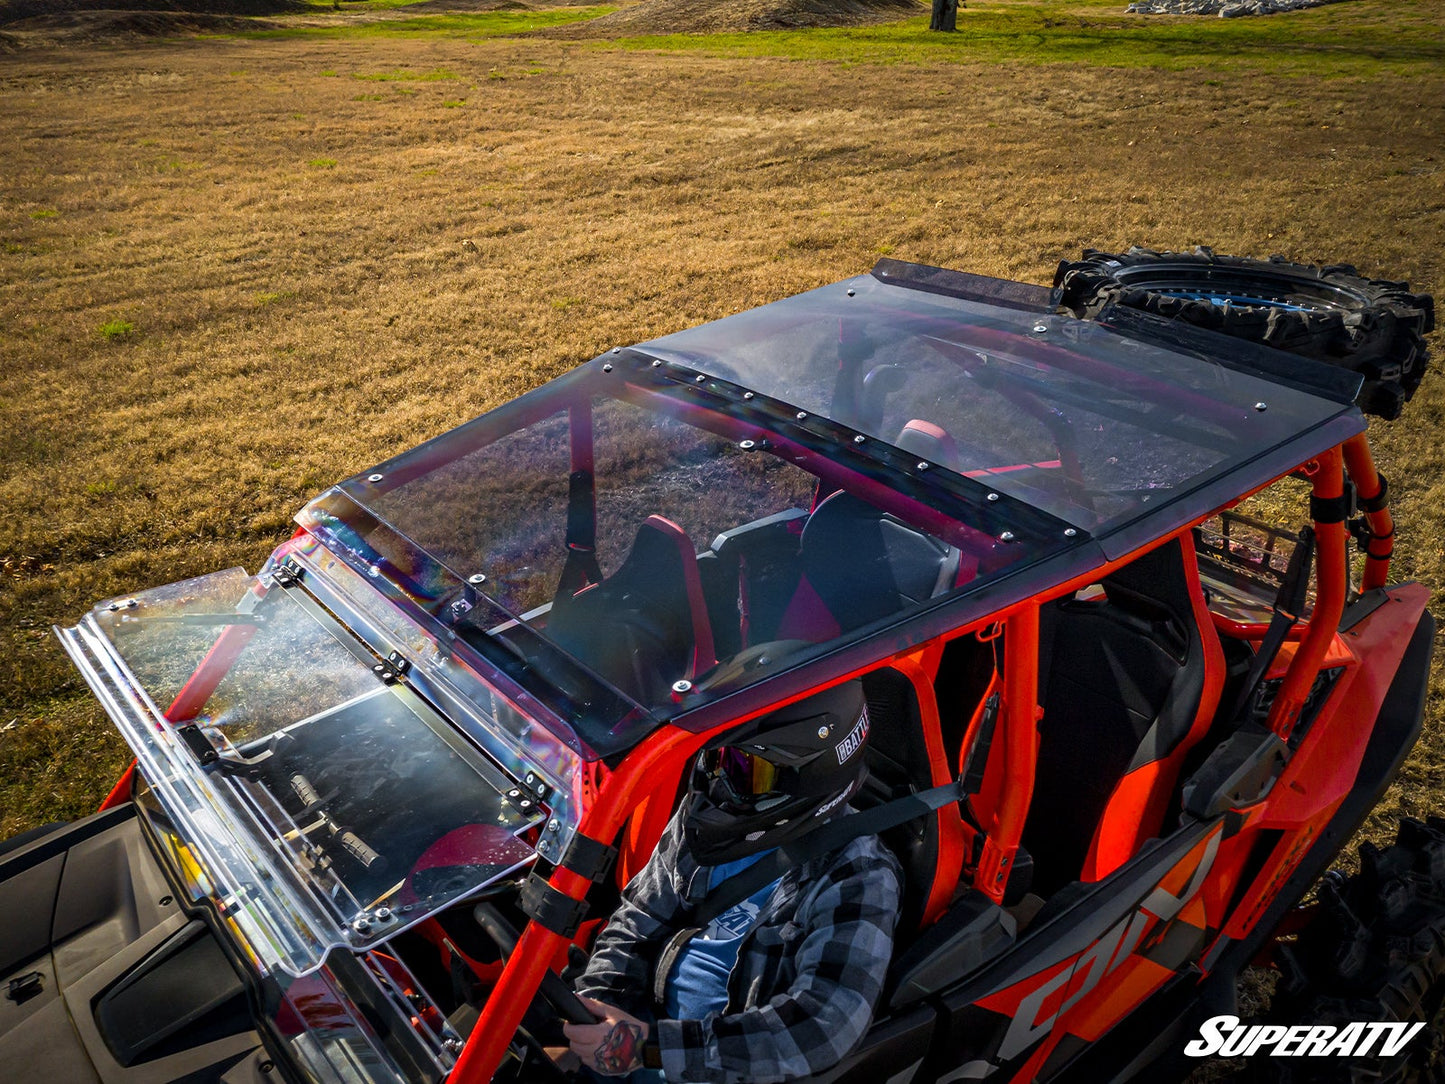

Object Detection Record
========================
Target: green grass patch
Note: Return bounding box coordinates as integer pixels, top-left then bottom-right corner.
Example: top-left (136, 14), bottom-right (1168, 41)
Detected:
top-left (351, 66), bottom-right (460, 80)
top-left (30, 209), bottom-right (58, 220)
top-left (99, 318), bottom-right (135, 341)
top-left (308, 157), bottom-right (338, 168)
top-left (592, 0), bottom-right (1445, 77)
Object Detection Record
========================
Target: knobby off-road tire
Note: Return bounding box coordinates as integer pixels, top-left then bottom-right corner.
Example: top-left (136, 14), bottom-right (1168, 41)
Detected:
top-left (1051, 247), bottom-right (1435, 420)
top-left (1261, 817), bottom-right (1445, 1083)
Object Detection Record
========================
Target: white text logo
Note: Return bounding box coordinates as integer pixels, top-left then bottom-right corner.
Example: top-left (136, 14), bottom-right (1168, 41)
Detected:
top-left (1184, 1015), bottom-right (1426, 1058)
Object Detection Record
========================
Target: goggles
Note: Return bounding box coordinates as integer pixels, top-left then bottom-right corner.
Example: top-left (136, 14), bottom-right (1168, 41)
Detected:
top-left (700, 747), bottom-right (789, 808)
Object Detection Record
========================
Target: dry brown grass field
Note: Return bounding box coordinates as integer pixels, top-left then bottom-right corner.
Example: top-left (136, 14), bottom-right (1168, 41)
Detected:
top-left (1, 3), bottom-right (1443, 857)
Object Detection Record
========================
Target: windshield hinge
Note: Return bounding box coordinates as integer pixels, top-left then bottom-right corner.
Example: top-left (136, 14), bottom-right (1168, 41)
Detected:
top-left (271, 558), bottom-right (304, 588)
top-left (372, 651), bottom-right (410, 684)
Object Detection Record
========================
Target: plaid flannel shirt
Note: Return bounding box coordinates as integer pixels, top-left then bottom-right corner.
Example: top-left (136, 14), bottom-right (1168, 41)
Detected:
top-left (576, 807), bottom-right (903, 1084)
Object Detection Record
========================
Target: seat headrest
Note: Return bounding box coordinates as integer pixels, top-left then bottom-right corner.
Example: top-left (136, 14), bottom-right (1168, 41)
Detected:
top-left (895, 420), bottom-right (962, 472)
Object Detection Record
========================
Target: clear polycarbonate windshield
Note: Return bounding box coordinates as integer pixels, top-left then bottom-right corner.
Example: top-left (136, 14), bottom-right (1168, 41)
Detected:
top-left (57, 568), bottom-right (539, 976)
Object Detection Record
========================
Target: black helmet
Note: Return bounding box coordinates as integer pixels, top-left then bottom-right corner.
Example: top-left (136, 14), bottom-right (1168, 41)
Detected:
top-left (683, 681), bottom-right (871, 865)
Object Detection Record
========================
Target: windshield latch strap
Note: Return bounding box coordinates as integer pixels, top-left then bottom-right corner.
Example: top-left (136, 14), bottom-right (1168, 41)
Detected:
top-left (520, 873), bottom-right (589, 938)
top-left (560, 834), bottom-right (617, 883)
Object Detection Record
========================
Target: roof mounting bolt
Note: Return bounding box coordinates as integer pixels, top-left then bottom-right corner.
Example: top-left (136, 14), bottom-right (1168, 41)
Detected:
top-left (652, 359), bottom-right (662, 367)
top-left (847, 288), bottom-right (856, 297)
top-left (602, 363), bottom-right (613, 373)
top-left (375, 907), bottom-right (394, 922)
top-left (1064, 528), bottom-right (1078, 538)
top-left (917, 461), bottom-right (929, 471)
top-left (672, 679), bottom-right (694, 695)
top-left (367, 473), bottom-right (384, 483)
top-left (739, 440), bottom-right (756, 450)
top-left (743, 391), bottom-right (755, 400)
top-left (1000, 531), bottom-right (1016, 543)
top-left (611, 347), bottom-right (621, 354)
top-left (695, 375), bottom-right (706, 384)
top-left (1254, 402), bottom-right (1269, 412)
top-left (1032, 323), bottom-right (1048, 334)
top-left (352, 917), bottom-right (372, 934)
top-left (547, 819), bottom-right (561, 833)
top-left (796, 411), bottom-right (808, 420)
top-left (853, 435), bottom-right (866, 444)
top-left (987, 492), bottom-right (1000, 502)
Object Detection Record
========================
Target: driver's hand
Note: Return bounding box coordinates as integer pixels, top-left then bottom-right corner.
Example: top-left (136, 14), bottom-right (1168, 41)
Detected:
top-left (563, 996), bottom-right (650, 1077)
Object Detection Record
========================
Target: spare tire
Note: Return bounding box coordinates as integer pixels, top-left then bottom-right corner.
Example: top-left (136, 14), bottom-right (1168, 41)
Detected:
top-left (1052, 247), bottom-right (1435, 420)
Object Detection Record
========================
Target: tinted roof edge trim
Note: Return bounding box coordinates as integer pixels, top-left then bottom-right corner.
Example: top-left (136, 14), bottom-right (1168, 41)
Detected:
top-left (871, 258), bottom-right (1055, 314)
top-left (1095, 304), bottom-right (1366, 406)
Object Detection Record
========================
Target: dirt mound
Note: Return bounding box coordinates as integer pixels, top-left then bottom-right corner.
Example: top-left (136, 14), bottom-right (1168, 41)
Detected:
top-left (536, 0), bottom-right (923, 36)
top-left (0, 0), bottom-right (302, 45)
top-left (0, 0), bottom-right (303, 20)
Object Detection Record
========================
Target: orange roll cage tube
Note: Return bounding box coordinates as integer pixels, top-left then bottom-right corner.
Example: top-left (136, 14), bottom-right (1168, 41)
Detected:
top-left (449, 721), bottom-right (712, 1083)
top-left (1342, 432), bottom-right (1394, 592)
top-left (973, 604), bottom-right (1041, 904)
top-left (1266, 446), bottom-right (1348, 742)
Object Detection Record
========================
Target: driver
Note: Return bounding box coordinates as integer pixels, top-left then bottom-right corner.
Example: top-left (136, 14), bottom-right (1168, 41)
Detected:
top-left (565, 681), bottom-right (903, 1082)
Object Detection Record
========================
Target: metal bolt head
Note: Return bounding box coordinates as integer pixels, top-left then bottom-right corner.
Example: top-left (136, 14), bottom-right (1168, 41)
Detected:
top-left (1254, 402), bottom-right (1269, 412)
top-left (853, 435), bottom-right (866, 444)
top-left (468, 573), bottom-right (487, 585)
top-left (368, 473), bottom-right (384, 483)
top-left (1000, 531), bottom-right (1016, 543)
top-left (611, 347), bottom-right (621, 354)
top-left (739, 439), bottom-right (756, 450)
top-left (651, 359), bottom-right (662, 367)
top-left (847, 288), bottom-right (856, 297)
top-left (796, 411), bottom-right (808, 420)
top-left (547, 819), bottom-right (561, 833)
top-left (602, 363), bottom-right (613, 373)
top-left (352, 917), bottom-right (372, 934)
top-left (1032, 323), bottom-right (1048, 334)
top-left (817, 725), bottom-right (830, 739)
top-left (672, 679), bottom-right (694, 694)
top-left (917, 461), bottom-right (929, 471)
top-left (1064, 527), bottom-right (1078, 538)
top-left (375, 907), bottom-right (394, 922)
top-left (987, 492), bottom-right (1000, 502)
top-left (743, 391), bottom-right (755, 400)
top-left (695, 375), bottom-right (706, 384)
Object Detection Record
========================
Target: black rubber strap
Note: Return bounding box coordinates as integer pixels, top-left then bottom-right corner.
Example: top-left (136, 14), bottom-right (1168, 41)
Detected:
top-left (560, 834), bottom-right (617, 883)
top-left (1311, 493), bottom-right (1353, 524)
top-left (1358, 472), bottom-right (1389, 513)
top-left (520, 873), bottom-right (589, 938)
top-left (691, 778), bottom-right (966, 927)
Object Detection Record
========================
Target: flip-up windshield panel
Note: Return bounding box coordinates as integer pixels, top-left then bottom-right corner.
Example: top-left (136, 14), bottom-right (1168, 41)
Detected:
top-left (640, 271), bottom-right (1363, 548)
top-left (61, 568), bottom-right (537, 975)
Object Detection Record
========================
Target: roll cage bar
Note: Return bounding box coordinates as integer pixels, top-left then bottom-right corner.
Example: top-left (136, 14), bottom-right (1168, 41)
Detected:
top-left (449, 429), bottom-right (1392, 1082)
